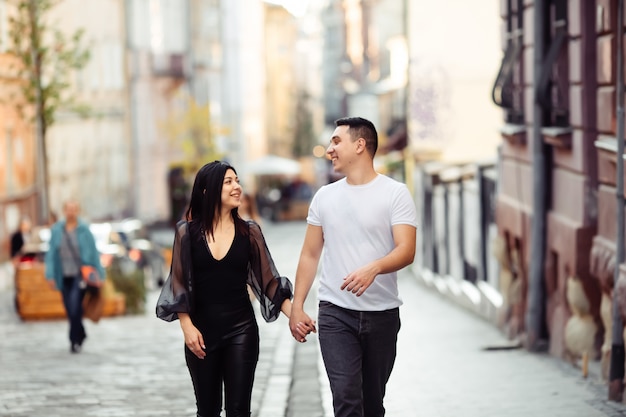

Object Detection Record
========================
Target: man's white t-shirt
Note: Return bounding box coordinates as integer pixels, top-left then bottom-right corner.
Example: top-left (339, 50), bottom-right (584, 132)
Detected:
top-left (307, 174), bottom-right (418, 311)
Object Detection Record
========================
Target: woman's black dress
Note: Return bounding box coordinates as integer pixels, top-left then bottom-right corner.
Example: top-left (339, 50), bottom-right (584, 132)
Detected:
top-left (185, 227), bottom-right (259, 417)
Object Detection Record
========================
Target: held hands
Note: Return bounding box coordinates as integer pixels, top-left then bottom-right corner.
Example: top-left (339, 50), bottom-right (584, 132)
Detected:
top-left (341, 263), bottom-right (378, 297)
top-left (289, 308), bottom-right (316, 343)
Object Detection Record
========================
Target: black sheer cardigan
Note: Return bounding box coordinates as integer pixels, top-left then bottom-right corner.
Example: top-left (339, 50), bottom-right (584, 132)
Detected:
top-left (156, 219), bottom-right (293, 323)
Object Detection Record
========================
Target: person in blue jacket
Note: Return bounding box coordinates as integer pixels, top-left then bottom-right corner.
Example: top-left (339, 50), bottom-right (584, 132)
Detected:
top-left (45, 199), bottom-right (104, 353)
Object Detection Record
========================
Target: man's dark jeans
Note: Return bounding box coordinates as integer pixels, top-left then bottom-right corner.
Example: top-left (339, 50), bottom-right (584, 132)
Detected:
top-left (62, 276), bottom-right (86, 345)
top-left (318, 301), bottom-right (400, 417)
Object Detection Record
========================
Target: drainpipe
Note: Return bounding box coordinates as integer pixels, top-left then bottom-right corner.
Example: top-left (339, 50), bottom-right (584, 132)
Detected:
top-left (526, 0), bottom-right (548, 351)
top-left (609, 0), bottom-right (625, 402)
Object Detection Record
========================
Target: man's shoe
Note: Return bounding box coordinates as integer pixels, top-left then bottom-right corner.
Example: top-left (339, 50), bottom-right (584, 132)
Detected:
top-left (70, 343), bottom-right (82, 353)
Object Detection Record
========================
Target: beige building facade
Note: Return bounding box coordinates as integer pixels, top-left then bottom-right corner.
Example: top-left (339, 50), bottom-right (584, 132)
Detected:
top-left (46, 0), bottom-right (132, 221)
top-left (0, 2), bottom-right (38, 272)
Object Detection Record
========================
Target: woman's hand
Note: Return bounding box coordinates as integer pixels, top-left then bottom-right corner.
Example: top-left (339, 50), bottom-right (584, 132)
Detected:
top-left (289, 307), bottom-right (316, 343)
top-left (179, 313), bottom-right (206, 359)
top-left (283, 299), bottom-right (316, 342)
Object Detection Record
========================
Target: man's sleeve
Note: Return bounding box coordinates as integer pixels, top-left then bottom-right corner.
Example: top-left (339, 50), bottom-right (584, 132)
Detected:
top-left (391, 186), bottom-right (418, 227)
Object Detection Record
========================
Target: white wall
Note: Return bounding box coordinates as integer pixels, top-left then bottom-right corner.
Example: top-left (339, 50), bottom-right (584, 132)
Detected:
top-left (408, 0), bottom-right (502, 162)
top-left (221, 0), bottom-right (267, 169)
top-left (46, 0), bottom-right (132, 221)
top-left (126, 0), bottom-right (190, 223)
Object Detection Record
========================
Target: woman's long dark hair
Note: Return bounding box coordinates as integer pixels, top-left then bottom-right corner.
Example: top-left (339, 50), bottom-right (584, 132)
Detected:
top-left (185, 161), bottom-right (247, 240)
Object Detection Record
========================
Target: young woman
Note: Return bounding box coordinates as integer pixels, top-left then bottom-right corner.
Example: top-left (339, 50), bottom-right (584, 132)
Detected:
top-left (156, 161), bottom-right (312, 417)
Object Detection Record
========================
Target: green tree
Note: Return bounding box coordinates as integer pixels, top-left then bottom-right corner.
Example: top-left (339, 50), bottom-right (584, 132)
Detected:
top-left (7, 0), bottom-right (90, 223)
top-left (161, 97), bottom-right (223, 175)
top-left (292, 91), bottom-right (316, 158)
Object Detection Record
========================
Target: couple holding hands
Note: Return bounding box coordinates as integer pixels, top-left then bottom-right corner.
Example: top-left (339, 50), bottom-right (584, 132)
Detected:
top-left (157, 117), bottom-right (418, 417)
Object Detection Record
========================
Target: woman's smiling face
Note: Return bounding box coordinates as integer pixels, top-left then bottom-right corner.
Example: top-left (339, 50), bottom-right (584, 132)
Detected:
top-left (221, 168), bottom-right (242, 210)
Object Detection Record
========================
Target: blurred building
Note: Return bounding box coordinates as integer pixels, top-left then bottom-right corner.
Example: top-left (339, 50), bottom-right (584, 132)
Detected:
top-left (46, 0), bottom-right (132, 221)
top-left (220, 0), bottom-right (269, 169)
top-left (406, 0), bottom-right (502, 163)
top-left (126, 0), bottom-right (192, 223)
top-left (0, 0), bottom-right (321, 232)
top-left (189, 0), bottom-right (224, 159)
top-left (321, 0), bottom-right (408, 146)
top-left (264, 4), bottom-right (298, 158)
top-left (407, 1), bottom-right (503, 333)
top-left (0, 1), bottom-right (37, 267)
top-left (493, 0), bottom-right (626, 385)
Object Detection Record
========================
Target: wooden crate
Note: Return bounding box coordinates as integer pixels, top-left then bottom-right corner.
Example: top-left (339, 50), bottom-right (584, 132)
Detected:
top-left (15, 263), bottom-right (127, 321)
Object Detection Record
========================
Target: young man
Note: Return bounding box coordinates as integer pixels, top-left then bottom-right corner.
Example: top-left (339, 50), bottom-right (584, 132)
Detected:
top-left (289, 117), bottom-right (417, 417)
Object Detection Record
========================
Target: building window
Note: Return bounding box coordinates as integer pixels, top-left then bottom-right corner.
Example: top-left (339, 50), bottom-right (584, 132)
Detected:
top-left (536, 0), bottom-right (569, 127)
top-left (491, 0), bottom-right (525, 125)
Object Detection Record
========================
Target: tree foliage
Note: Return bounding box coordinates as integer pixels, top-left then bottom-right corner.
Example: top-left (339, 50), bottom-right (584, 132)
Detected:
top-left (7, 0), bottom-right (91, 136)
top-left (161, 96), bottom-right (223, 174)
top-left (292, 91), bottom-right (316, 158)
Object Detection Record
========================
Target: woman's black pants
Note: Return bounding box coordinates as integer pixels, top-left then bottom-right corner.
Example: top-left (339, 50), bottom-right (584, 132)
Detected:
top-left (185, 319), bottom-right (259, 417)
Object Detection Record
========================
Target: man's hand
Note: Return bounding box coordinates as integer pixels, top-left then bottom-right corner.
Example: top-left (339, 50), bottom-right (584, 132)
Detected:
top-left (289, 308), bottom-right (316, 343)
top-left (341, 262), bottom-right (379, 297)
top-left (46, 280), bottom-right (57, 291)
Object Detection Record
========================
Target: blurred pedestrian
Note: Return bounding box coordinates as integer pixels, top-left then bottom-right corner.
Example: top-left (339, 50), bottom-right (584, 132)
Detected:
top-left (10, 217), bottom-right (32, 265)
top-left (156, 160), bottom-right (313, 417)
top-left (44, 200), bottom-right (105, 353)
top-left (288, 117), bottom-right (417, 417)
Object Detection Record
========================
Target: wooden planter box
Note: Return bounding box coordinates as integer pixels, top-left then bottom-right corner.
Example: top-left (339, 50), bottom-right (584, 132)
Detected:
top-left (15, 263), bottom-right (126, 320)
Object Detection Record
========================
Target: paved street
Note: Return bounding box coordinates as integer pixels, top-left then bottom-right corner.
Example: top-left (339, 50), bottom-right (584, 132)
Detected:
top-left (2, 221), bottom-right (626, 416)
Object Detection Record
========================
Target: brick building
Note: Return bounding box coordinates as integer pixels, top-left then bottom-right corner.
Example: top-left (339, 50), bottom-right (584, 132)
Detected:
top-left (495, 0), bottom-right (625, 382)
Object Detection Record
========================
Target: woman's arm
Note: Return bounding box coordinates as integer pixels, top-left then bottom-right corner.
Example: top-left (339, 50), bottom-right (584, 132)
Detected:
top-left (156, 220), bottom-right (192, 322)
top-left (247, 221), bottom-right (294, 322)
top-left (280, 298), bottom-right (292, 318)
top-left (178, 312), bottom-right (206, 359)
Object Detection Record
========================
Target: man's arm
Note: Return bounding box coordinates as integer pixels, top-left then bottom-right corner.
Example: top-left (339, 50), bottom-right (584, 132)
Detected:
top-left (289, 224), bottom-right (324, 342)
top-left (341, 224), bottom-right (416, 296)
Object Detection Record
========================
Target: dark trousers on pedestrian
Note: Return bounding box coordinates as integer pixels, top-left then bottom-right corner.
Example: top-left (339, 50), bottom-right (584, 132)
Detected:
top-left (318, 301), bottom-right (400, 417)
top-left (61, 276), bottom-right (86, 345)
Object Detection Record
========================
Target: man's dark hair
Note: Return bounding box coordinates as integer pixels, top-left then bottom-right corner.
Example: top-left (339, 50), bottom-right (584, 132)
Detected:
top-left (335, 117), bottom-right (378, 157)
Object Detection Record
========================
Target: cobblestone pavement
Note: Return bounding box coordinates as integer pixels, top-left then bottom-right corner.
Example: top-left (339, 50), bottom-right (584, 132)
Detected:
top-left (1, 221), bottom-right (626, 416)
